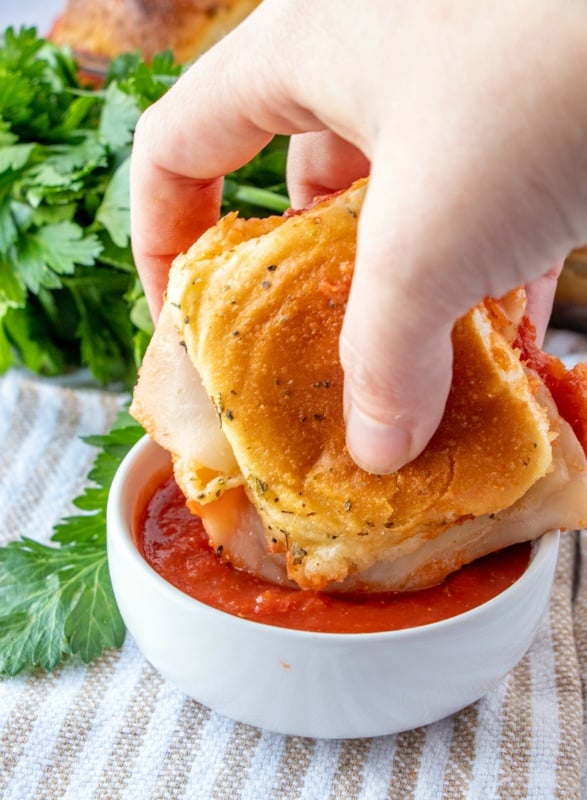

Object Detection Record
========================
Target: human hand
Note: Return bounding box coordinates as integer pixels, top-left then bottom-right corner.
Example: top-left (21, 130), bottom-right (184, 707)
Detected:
top-left (130, 0), bottom-right (587, 473)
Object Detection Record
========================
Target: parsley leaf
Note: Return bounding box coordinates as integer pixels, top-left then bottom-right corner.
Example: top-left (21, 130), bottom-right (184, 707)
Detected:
top-left (0, 28), bottom-right (288, 387)
top-left (0, 27), bottom-right (290, 674)
top-left (0, 411), bottom-right (144, 675)
top-left (18, 221), bottom-right (103, 294)
top-left (0, 540), bottom-right (119, 674)
top-left (0, 28), bottom-right (182, 386)
top-left (95, 157), bottom-right (131, 247)
top-left (99, 85), bottom-right (140, 151)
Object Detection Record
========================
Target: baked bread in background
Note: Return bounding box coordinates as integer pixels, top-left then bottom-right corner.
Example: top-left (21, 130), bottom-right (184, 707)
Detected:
top-left (49, 0), bottom-right (260, 71)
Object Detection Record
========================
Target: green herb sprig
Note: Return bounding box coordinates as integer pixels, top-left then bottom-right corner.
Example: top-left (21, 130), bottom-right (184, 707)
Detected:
top-left (0, 27), bottom-right (289, 675)
top-left (0, 412), bottom-right (144, 675)
top-left (0, 28), bottom-right (181, 385)
top-left (0, 26), bottom-right (288, 387)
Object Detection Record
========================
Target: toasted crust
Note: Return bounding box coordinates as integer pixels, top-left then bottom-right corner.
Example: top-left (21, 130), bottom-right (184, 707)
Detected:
top-left (165, 179), bottom-right (555, 588)
top-left (50, 0), bottom-right (260, 65)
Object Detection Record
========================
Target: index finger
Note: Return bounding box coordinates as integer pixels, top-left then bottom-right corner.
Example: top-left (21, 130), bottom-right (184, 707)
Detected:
top-left (129, 163), bottom-right (223, 319)
top-left (129, 13), bottom-right (324, 318)
top-left (129, 73), bottom-right (271, 319)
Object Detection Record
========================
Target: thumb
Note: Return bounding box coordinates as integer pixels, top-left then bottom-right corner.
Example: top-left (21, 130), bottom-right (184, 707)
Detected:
top-left (341, 180), bottom-right (463, 475)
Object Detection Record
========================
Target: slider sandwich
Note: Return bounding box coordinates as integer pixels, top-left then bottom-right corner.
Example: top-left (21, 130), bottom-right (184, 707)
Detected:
top-left (131, 178), bottom-right (587, 592)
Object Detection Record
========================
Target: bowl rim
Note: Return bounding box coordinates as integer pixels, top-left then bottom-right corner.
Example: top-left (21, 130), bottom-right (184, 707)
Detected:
top-left (107, 434), bottom-right (560, 644)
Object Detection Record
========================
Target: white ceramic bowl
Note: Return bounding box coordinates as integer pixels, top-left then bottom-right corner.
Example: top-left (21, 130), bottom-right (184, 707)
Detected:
top-left (107, 435), bottom-right (559, 739)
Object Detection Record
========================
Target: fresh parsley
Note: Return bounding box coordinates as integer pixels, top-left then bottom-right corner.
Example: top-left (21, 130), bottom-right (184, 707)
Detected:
top-left (0, 411), bottom-right (144, 675)
top-left (0, 28), bottom-right (289, 674)
top-left (0, 29), bottom-right (177, 385)
top-left (0, 27), bottom-right (289, 387)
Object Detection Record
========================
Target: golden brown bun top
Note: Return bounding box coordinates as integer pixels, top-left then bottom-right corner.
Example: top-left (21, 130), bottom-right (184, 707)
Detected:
top-left (165, 179), bottom-right (555, 589)
top-left (50, 0), bottom-right (261, 65)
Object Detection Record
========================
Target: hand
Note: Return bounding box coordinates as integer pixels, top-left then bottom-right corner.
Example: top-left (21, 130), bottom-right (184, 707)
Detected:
top-left (130, 0), bottom-right (587, 473)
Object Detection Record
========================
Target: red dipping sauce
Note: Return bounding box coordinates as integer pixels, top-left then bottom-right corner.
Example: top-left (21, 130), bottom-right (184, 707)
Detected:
top-left (136, 476), bottom-right (532, 634)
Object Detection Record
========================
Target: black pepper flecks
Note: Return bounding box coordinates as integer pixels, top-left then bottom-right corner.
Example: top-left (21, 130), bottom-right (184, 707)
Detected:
top-left (292, 544), bottom-right (308, 565)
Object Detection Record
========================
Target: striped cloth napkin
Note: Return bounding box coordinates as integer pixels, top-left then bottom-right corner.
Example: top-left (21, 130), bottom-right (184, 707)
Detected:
top-left (1, 329), bottom-right (586, 800)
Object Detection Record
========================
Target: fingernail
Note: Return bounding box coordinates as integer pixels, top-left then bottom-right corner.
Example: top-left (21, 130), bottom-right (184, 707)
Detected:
top-left (346, 404), bottom-right (412, 474)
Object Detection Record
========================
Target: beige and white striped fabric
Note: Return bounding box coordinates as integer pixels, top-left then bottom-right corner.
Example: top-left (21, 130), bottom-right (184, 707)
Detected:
top-left (1, 331), bottom-right (587, 800)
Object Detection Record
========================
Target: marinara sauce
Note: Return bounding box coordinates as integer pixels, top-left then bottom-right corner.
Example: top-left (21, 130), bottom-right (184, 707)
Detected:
top-left (136, 476), bottom-right (531, 634)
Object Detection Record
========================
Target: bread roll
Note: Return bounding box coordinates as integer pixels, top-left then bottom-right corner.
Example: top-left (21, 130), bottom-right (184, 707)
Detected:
top-left (50, 0), bottom-right (260, 67)
top-left (132, 179), bottom-right (587, 591)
